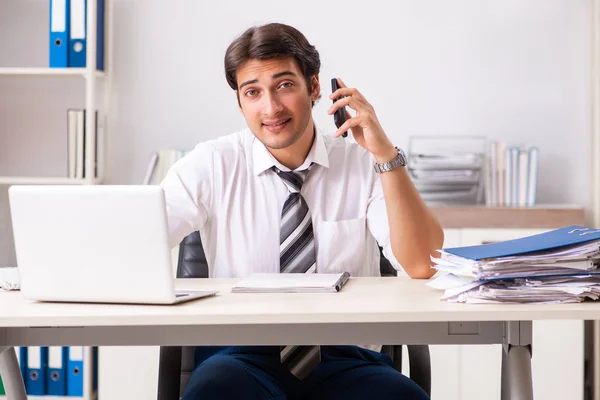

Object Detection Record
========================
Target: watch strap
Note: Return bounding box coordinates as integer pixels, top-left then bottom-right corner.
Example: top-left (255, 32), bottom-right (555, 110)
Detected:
top-left (373, 147), bottom-right (407, 174)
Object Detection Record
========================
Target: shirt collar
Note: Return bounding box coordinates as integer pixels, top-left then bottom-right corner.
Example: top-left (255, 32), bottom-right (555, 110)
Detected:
top-left (252, 125), bottom-right (331, 175)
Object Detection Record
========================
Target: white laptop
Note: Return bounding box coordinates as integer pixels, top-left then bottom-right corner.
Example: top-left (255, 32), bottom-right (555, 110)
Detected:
top-left (7, 185), bottom-right (217, 305)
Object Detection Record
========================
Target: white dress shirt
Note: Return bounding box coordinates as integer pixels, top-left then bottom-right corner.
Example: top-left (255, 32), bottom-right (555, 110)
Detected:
top-left (160, 126), bottom-right (406, 278)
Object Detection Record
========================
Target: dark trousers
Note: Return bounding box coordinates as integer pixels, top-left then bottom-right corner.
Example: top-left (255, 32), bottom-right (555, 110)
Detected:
top-left (181, 345), bottom-right (430, 400)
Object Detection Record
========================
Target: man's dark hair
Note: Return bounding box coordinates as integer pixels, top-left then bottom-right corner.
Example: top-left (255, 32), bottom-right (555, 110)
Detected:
top-left (224, 23), bottom-right (321, 105)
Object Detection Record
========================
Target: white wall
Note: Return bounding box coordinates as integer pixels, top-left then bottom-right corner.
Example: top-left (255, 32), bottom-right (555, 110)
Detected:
top-left (103, 0), bottom-right (592, 214)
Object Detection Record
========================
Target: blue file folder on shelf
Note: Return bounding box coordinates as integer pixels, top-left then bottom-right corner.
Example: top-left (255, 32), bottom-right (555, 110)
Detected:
top-left (93, 346), bottom-right (98, 393)
top-left (68, 0), bottom-right (105, 70)
top-left (49, 0), bottom-right (69, 67)
top-left (67, 346), bottom-right (84, 396)
top-left (444, 225), bottom-right (600, 261)
top-left (47, 346), bottom-right (68, 395)
top-left (17, 347), bottom-right (27, 380)
top-left (25, 346), bottom-right (48, 396)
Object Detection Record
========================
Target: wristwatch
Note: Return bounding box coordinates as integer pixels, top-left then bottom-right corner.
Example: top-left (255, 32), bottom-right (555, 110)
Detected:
top-left (373, 146), bottom-right (407, 174)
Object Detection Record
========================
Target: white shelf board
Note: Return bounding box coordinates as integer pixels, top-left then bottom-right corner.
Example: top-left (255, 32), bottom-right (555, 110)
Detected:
top-left (0, 68), bottom-right (104, 79)
top-left (0, 177), bottom-right (102, 185)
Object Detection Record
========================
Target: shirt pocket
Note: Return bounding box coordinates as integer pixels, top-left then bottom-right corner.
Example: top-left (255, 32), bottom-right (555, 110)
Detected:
top-left (315, 217), bottom-right (368, 275)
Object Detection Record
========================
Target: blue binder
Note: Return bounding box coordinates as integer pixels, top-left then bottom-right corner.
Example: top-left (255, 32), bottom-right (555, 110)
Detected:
top-left (92, 346), bottom-right (98, 393)
top-left (68, 0), bottom-right (105, 70)
top-left (49, 0), bottom-right (69, 67)
top-left (445, 225), bottom-right (600, 261)
top-left (67, 346), bottom-right (84, 396)
top-left (25, 346), bottom-right (48, 396)
top-left (46, 346), bottom-right (68, 395)
top-left (18, 347), bottom-right (27, 379)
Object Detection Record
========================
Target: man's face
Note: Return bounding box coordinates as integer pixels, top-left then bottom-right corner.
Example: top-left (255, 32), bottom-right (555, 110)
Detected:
top-left (236, 57), bottom-right (320, 150)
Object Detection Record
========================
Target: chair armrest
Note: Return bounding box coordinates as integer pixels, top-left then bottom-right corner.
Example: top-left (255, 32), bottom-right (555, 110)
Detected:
top-left (407, 344), bottom-right (431, 397)
top-left (157, 346), bottom-right (182, 400)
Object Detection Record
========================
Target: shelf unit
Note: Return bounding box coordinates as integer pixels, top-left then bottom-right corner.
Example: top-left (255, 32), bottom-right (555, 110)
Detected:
top-left (0, 346), bottom-right (97, 400)
top-left (0, 0), bottom-right (109, 398)
top-left (0, 0), bottom-right (112, 186)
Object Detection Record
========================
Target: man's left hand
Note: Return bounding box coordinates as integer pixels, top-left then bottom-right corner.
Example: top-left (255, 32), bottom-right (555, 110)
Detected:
top-left (328, 78), bottom-right (397, 163)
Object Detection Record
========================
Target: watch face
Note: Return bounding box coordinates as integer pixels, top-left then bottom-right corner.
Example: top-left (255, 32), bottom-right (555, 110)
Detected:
top-left (396, 147), bottom-right (407, 166)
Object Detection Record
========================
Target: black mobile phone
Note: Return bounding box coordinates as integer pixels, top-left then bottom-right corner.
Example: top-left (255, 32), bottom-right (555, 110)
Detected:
top-left (331, 78), bottom-right (348, 138)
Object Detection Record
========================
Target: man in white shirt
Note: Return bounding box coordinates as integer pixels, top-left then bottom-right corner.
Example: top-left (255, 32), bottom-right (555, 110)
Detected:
top-left (161, 22), bottom-right (443, 400)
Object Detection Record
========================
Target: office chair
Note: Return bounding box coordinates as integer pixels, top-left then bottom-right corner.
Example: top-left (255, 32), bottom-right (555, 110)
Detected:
top-left (156, 231), bottom-right (432, 400)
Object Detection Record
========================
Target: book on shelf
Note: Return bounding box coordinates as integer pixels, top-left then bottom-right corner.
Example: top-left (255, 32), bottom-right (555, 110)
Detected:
top-left (67, 109), bottom-right (100, 179)
top-left (485, 140), bottom-right (539, 207)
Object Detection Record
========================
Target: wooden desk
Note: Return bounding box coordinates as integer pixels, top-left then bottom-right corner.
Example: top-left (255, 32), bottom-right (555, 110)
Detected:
top-left (1, 277), bottom-right (599, 399)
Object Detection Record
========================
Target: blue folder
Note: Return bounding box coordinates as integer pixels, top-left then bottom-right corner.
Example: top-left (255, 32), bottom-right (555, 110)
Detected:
top-left (46, 346), bottom-right (68, 395)
top-left (18, 347), bottom-right (27, 379)
top-left (67, 346), bottom-right (84, 396)
top-left (68, 0), bottom-right (105, 70)
top-left (49, 0), bottom-right (69, 67)
top-left (93, 346), bottom-right (98, 393)
top-left (444, 225), bottom-right (600, 261)
top-left (25, 346), bottom-right (48, 396)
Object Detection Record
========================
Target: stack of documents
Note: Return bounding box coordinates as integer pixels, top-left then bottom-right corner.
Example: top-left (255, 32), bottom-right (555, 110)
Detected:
top-left (232, 272), bottom-right (350, 293)
top-left (428, 226), bottom-right (600, 303)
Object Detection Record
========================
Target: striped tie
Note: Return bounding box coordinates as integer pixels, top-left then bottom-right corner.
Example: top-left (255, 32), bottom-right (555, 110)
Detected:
top-left (273, 165), bottom-right (321, 379)
top-left (273, 166), bottom-right (316, 274)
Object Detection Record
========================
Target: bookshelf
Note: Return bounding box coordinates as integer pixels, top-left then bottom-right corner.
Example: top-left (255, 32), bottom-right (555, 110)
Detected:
top-left (0, 0), bottom-right (110, 398)
top-left (0, 346), bottom-right (97, 400)
top-left (0, 0), bottom-right (112, 186)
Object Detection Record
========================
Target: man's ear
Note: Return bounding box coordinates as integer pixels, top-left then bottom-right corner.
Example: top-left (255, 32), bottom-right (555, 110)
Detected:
top-left (310, 75), bottom-right (320, 103)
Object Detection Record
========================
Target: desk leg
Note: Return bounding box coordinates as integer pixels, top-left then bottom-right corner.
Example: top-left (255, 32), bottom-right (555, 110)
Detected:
top-left (501, 345), bottom-right (533, 400)
top-left (501, 321), bottom-right (533, 400)
top-left (0, 346), bottom-right (27, 400)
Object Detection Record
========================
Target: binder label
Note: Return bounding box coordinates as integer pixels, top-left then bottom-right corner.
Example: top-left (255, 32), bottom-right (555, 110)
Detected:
top-left (28, 347), bottom-right (41, 369)
top-left (71, 0), bottom-right (85, 39)
top-left (70, 346), bottom-right (84, 361)
top-left (51, 0), bottom-right (66, 32)
top-left (49, 347), bottom-right (63, 369)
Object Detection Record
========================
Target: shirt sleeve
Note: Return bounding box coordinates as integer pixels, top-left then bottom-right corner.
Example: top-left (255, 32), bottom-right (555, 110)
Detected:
top-left (365, 173), bottom-right (408, 276)
top-left (159, 143), bottom-right (214, 249)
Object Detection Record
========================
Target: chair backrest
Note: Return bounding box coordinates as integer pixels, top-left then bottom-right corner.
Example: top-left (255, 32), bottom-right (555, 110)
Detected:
top-left (176, 231), bottom-right (208, 279)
